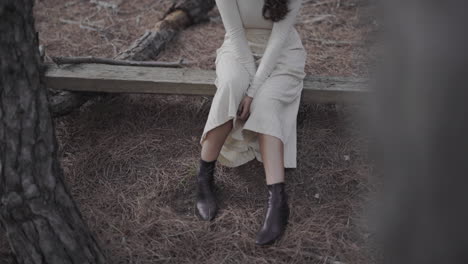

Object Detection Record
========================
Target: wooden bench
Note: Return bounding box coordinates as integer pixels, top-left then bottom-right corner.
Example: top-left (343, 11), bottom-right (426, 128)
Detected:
top-left (45, 63), bottom-right (369, 104)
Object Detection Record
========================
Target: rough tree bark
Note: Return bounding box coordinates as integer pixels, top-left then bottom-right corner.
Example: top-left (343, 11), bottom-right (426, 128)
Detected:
top-left (0, 0), bottom-right (106, 263)
top-left (49, 0), bottom-right (215, 117)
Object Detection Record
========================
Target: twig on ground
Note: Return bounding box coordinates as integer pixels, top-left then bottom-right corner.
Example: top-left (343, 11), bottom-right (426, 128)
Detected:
top-left (90, 0), bottom-right (119, 10)
top-left (51, 56), bottom-right (191, 68)
top-left (309, 38), bottom-right (363, 46)
top-left (307, 0), bottom-right (336, 7)
top-left (63, 1), bottom-right (79, 8)
top-left (59, 18), bottom-right (102, 32)
top-left (300, 14), bottom-right (335, 24)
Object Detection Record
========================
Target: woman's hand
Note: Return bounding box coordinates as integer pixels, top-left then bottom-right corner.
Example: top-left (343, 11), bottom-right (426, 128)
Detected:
top-left (237, 95), bottom-right (253, 121)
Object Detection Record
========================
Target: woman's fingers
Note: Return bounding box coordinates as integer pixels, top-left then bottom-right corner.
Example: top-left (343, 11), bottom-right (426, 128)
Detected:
top-left (237, 101), bottom-right (244, 117)
top-left (240, 100), bottom-right (250, 120)
top-left (237, 96), bottom-right (253, 121)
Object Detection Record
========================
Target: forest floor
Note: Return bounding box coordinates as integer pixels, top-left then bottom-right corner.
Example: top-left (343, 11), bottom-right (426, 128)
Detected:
top-left (0, 0), bottom-right (379, 263)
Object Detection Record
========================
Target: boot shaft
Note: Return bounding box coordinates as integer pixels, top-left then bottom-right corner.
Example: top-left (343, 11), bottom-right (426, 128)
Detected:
top-left (195, 159), bottom-right (218, 221)
top-left (197, 159), bottom-right (216, 183)
top-left (267, 182), bottom-right (288, 207)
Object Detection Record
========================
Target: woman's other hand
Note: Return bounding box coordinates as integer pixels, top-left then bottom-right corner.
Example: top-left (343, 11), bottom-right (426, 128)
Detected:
top-left (237, 95), bottom-right (253, 121)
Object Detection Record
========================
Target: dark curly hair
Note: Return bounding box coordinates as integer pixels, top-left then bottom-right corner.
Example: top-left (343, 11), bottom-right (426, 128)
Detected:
top-left (262, 0), bottom-right (290, 22)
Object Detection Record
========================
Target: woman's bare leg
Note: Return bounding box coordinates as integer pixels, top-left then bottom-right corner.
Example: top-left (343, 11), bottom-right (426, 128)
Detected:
top-left (197, 119), bottom-right (233, 220)
top-left (201, 120), bottom-right (233, 162)
top-left (258, 133), bottom-right (285, 184)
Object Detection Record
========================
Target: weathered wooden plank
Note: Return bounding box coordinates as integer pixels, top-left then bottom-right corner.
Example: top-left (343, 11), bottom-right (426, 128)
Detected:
top-left (45, 63), bottom-right (369, 103)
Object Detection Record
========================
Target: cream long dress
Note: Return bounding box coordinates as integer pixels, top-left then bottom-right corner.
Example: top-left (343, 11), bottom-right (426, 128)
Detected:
top-left (200, 0), bottom-right (307, 168)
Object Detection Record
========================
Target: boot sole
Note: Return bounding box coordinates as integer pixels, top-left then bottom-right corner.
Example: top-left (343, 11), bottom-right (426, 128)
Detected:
top-left (255, 228), bottom-right (287, 246)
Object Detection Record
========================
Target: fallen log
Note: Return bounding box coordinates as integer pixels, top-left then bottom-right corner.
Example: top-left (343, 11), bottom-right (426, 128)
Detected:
top-left (45, 63), bottom-right (369, 104)
top-left (116, 0), bottom-right (215, 61)
top-left (49, 0), bottom-right (215, 117)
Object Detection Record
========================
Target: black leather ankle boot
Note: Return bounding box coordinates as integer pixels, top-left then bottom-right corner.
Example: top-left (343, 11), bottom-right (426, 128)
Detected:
top-left (196, 159), bottom-right (218, 221)
top-left (255, 182), bottom-right (290, 245)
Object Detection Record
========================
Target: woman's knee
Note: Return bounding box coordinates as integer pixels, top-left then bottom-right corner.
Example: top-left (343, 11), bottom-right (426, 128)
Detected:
top-left (217, 74), bottom-right (248, 95)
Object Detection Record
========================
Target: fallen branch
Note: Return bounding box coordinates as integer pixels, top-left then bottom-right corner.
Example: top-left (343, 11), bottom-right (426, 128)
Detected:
top-left (309, 38), bottom-right (364, 46)
top-left (59, 18), bottom-right (102, 32)
top-left (300, 14), bottom-right (335, 24)
top-left (116, 0), bottom-right (216, 61)
top-left (51, 56), bottom-right (190, 68)
top-left (114, 10), bottom-right (190, 61)
top-left (304, 0), bottom-right (336, 6)
top-left (90, 0), bottom-right (119, 10)
top-left (48, 89), bottom-right (97, 115)
top-left (49, 0), bottom-right (215, 117)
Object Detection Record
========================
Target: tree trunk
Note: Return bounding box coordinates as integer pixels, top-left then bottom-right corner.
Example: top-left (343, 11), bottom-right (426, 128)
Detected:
top-left (0, 0), bottom-right (106, 263)
top-left (49, 0), bottom-right (216, 117)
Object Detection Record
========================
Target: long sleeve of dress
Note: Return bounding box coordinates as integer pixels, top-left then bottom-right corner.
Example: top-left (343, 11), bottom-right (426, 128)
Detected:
top-left (245, 0), bottom-right (302, 98)
top-left (215, 0), bottom-right (257, 82)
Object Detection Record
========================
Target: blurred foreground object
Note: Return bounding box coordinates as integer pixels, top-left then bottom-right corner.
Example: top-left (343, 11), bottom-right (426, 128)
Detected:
top-left (372, 1), bottom-right (468, 263)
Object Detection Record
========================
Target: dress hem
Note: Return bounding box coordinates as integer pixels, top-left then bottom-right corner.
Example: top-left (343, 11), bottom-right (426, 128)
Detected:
top-left (200, 119), bottom-right (297, 169)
